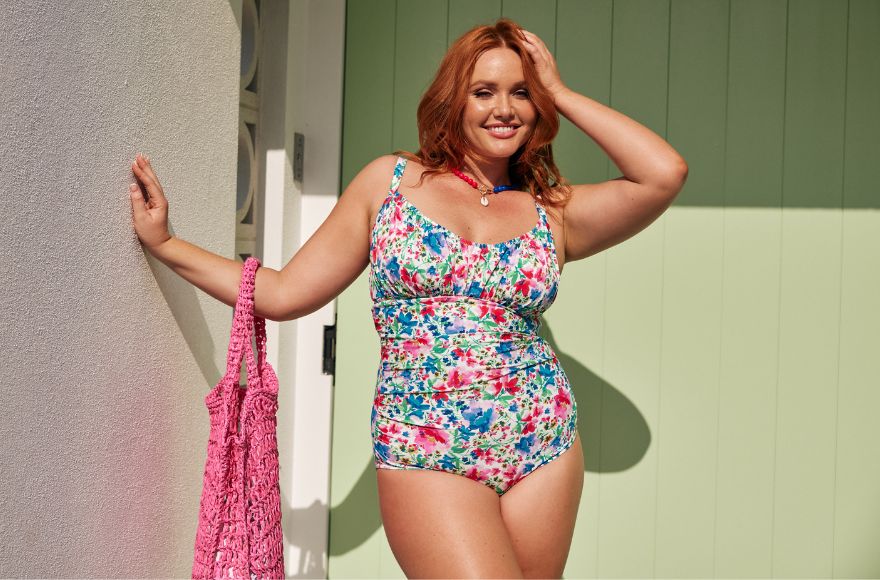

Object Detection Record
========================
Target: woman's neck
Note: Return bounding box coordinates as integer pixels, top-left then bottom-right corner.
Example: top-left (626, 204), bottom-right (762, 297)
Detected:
top-left (463, 156), bottom-right (511, 187)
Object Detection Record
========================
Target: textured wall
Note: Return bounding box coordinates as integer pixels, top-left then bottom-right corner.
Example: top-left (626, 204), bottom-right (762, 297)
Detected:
top-left (0, 1), bottom-right (241, 575)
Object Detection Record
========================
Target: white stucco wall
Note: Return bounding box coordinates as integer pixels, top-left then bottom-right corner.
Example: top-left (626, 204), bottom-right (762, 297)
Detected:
top-left (0, 1), bottom-right (242, 575)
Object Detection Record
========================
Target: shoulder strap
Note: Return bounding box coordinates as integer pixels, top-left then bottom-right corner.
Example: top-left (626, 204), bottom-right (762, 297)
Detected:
top-left (388, 156), bottom-right (407, 197)
top-left (534, 198), bottom-right (549, 226)
top-left (224, 257), bottom-right (264, 384)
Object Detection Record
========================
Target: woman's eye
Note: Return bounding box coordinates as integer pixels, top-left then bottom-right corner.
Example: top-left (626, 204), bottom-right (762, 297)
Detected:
top-left (474, 90), bottom-right (492, 98)
top-left (515, 89), bottom-right (530, 98)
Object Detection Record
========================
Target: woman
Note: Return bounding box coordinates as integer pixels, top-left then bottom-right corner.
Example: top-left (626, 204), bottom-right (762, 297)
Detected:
top-left (130, 19), bottom-right (686, 579)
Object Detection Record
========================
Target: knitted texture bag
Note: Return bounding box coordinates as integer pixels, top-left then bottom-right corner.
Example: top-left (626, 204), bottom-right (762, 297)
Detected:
top-left (192, 257), bottom-right (285, 579)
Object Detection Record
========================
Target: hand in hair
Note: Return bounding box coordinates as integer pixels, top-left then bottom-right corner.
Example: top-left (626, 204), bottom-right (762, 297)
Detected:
top-left (518, 29), bottom-right (567, 100)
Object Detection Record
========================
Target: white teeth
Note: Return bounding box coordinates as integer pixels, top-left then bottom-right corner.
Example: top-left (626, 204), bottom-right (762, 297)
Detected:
top-left (487, 126), bottom-right (516, 134)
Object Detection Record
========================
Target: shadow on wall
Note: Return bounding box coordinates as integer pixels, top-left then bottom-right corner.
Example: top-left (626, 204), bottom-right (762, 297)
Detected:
top-left (323, 317), bottom-right (651, 559)
top-left (276, 463), bottom-right (390, 575)
top-left (279, 491), bottom-right (333, 578)
top-left (540, 319), bottom-right (652, 473)
top-left (145, 231), bottom-right (224, 387)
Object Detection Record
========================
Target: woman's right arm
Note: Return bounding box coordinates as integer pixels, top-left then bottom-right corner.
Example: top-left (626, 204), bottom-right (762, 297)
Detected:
top-left (129, 153), bottom-right (397, 321)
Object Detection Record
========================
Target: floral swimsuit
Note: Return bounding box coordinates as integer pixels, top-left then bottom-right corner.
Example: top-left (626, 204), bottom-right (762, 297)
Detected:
top-left (369, 156), bottom-right (579, 496)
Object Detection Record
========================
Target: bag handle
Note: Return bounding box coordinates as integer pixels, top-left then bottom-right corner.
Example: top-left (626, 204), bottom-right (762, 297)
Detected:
top-left (222, 257), bottom-right (266, 385)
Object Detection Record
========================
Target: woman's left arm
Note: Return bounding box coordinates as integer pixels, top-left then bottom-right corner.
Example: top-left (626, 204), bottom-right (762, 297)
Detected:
top-left (521, 29), bottom-right (689, 262)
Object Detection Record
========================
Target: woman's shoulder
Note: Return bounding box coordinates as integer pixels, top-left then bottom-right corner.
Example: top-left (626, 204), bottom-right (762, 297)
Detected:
top-left (541, 184), bottom-right (572, 228)
top-left (366, 153), bottom-right (435, 185)
top-left (343, 155), bottom-right (415, 221)
top-left (359, 154), bottom-right (402, 178)
top-left (343, 155), bottom-right (400, 193)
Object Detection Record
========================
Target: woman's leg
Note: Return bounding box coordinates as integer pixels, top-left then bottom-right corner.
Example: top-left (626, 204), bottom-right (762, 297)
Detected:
top-left (377, 467), bottom-right (524, 578)
top-left (499, 433), bottom-right (585, 578)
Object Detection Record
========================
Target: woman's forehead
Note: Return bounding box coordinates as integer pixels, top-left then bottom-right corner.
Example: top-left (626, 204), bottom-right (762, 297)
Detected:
top-left (471, 48), bottom-right (524, 82)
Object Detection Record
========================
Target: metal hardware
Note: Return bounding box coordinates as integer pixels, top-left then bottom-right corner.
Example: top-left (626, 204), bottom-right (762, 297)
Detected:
top-left (293, 132), bottom-right (305, 182)
top-left (322, 323), bottom-right (336, 376)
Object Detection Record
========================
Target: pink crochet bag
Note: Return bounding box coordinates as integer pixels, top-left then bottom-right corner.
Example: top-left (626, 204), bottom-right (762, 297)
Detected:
top-left (192, 257), bottom-right (285, 579)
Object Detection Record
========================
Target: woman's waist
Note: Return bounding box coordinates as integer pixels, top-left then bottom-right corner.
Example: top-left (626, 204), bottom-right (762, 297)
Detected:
top-left (375, 333), bottom-right (557, 394)
top-left (371, 294), bottom-right (541, 338)
top-left (379, 329), bottom-right (550, 364)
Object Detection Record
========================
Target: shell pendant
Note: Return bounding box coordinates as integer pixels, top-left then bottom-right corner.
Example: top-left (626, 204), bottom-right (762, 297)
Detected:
top-left (480, 195), bottom-right (489, 207)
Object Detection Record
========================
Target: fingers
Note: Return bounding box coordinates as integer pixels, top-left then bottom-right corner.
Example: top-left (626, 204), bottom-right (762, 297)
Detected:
top-left (521, 39), bottom-right (540, 55)
top-left (519, 30), bottom-right (547, 67)
top-left (129, 182), bottom-right (148, 220)
top-left (519, 29), bottom-right (553, 61)
top-left (517, 29), bottom-right (566, 99)
top-left (131, 153), bottom-right (167, 207)
top-left (136, 153), bottom-right (160, 183)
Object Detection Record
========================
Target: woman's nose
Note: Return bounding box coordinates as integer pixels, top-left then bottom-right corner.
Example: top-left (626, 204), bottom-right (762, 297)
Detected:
top-left (493, 94), bottom-right (514, 119)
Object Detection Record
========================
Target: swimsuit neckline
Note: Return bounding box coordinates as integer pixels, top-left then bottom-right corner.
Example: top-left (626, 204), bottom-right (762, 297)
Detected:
top-left (395, 191), bottom-right (544, 248)
top-left (373, 155), bottom-right (563, 276)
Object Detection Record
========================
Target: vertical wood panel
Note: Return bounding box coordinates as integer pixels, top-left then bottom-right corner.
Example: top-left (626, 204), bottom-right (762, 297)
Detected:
top-left (782, 0), bottom-right (848, 209)
top-left (653, 1), bottom-right (727, 576)
top-left (724, 0), bottom-right (787, 208)
top-left (843, 0), bottom-right (880, 209)
top-left (774, 207), bottom-right (843, 577)
top-left (447, 0), bottom-right (501, 43)
top-left (834, 211), bottom-right (880, 578)
top-left (667, 0), bottom-right (727, 207)
top-left (716, 209), bottom-right (782, 577)
top-left (833, 1), bottom-right (880, 576)
top-left (555, 0), bottom-right (613, 185)
top-left (340, 0), bottom-right (397, 187)
top-left (391, 0), bottom-right (449, 153)
top-left (500, 0), bottom-right (557, 52)
top-left (597, 1), bottom-right (669, 577)
top-left (332, 1), bottom-right (397, 577)
top-left (715, 1), bottom-right (787, 575)
top-left (773, 0), bottom-right (847, 576)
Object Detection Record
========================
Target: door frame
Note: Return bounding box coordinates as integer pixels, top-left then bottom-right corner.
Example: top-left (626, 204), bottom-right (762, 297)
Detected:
top-left (258, 0), bottom-right (346, 575)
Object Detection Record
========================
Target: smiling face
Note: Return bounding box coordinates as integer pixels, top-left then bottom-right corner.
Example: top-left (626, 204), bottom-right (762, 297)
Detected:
top-left (461, 47), bottom-right (537, 163)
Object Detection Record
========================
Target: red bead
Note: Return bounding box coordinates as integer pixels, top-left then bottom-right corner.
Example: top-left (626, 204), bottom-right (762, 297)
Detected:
top-left (451, 167), bottom-right (512, 198)
top-left (452, 168), bottom-right (479, 189)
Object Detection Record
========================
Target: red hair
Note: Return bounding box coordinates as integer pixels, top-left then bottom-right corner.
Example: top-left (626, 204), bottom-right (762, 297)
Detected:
top-left (398, 18), bottom-right (571, 207)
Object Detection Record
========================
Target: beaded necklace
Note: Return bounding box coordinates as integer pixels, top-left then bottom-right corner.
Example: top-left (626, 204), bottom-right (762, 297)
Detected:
top-left (450, 168), bottom-right (516, 207)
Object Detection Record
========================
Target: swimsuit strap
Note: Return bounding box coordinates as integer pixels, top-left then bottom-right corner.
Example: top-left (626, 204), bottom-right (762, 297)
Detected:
top-left (535, 199), bottom-right (552, 232)
top-left (388, 156), bottom-right (408, 198)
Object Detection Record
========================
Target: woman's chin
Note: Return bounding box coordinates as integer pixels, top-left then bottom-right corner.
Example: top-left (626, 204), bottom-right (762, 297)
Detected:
top-left (471, 144), bottom-right (524, 162)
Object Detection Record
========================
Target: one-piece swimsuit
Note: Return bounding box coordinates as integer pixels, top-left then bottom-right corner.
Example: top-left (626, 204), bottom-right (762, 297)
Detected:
top-left (369, 156), bottom-right (578, 496)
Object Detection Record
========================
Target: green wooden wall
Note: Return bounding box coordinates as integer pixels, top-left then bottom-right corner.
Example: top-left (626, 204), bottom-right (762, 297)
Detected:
top-left (329, 1), bottom-right (880, 577)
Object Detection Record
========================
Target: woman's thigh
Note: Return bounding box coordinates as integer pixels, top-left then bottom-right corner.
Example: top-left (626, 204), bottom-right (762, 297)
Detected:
top-left (376, 467), bottom-right (524, 579)
top-left (499, 432), bottom-right (585, 578)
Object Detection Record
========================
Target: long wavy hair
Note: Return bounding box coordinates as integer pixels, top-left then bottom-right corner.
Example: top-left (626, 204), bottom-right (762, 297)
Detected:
top-left (397, 18), bottom-right (571, 207)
